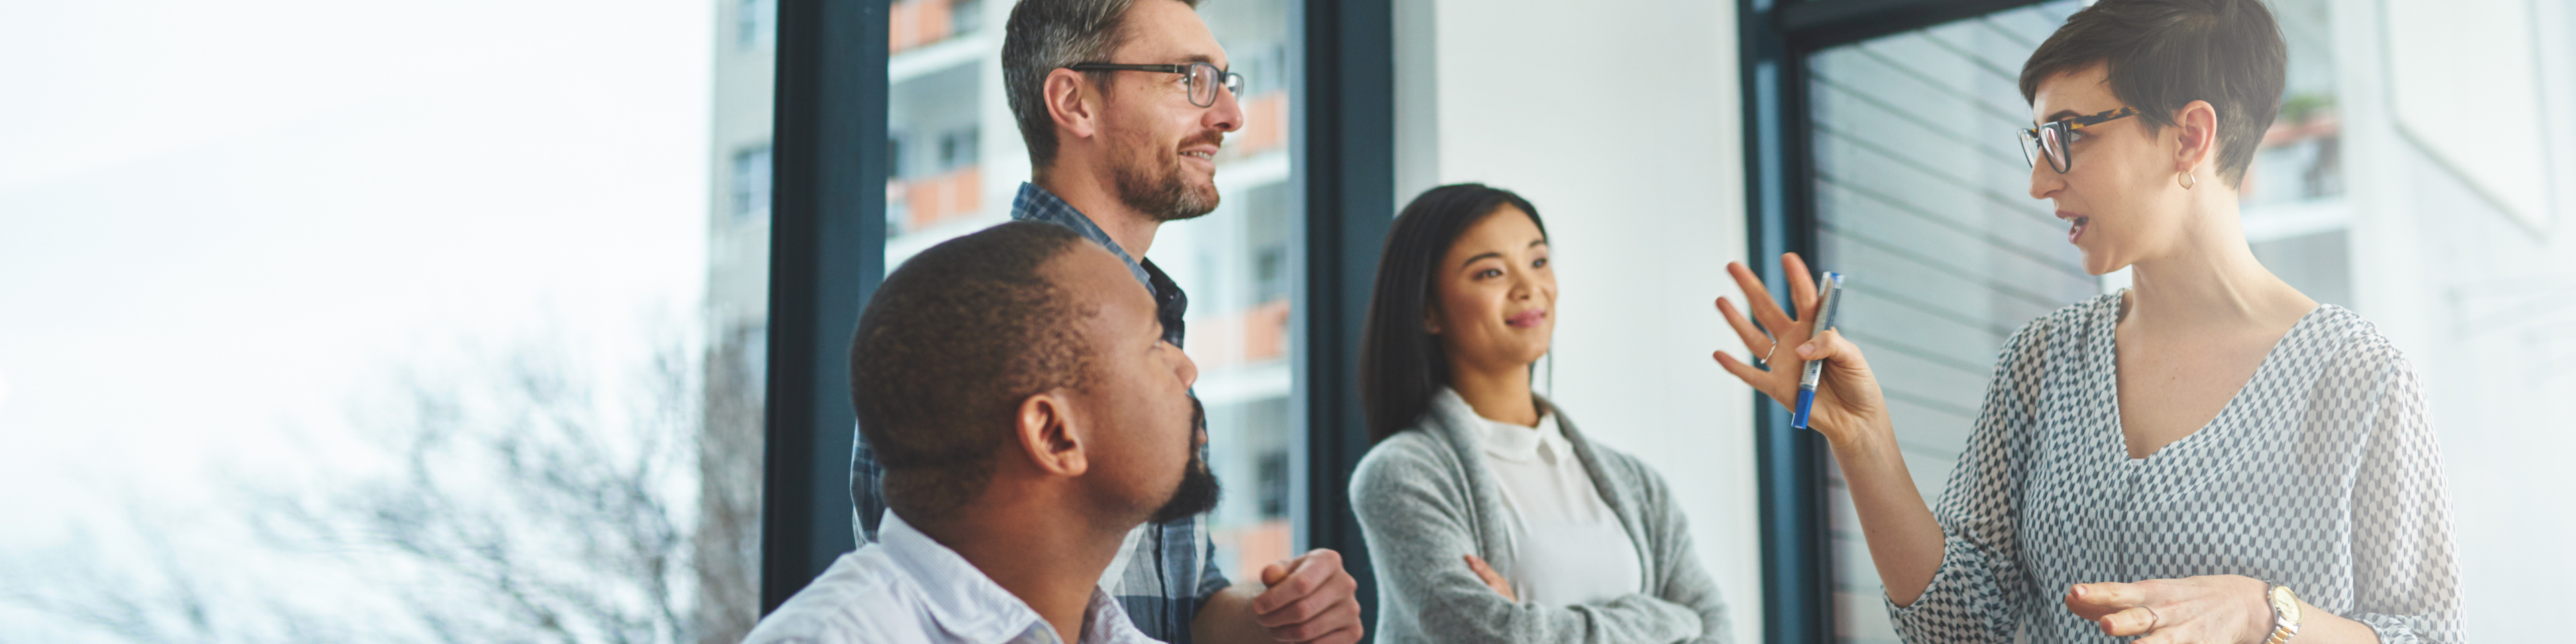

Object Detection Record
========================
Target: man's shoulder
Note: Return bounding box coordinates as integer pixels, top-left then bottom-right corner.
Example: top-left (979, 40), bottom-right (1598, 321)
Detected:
top-left (741, 548), bottom-right (934, 644)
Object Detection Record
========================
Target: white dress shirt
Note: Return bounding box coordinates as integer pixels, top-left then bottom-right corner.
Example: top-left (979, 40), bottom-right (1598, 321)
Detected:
top-left (743, 511), bottom-right (1162, 644)
top-left (1438, 388), bottom-right (1644, 606)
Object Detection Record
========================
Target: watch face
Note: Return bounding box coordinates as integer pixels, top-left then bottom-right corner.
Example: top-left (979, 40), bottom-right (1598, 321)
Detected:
top-left (2269, 586), bottom-right (2302, 623)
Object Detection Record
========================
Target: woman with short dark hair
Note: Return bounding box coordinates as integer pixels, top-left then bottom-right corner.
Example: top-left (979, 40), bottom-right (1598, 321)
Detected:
top-left (1350, 184), bottom-right (1732, 644)
top-left (1715, 1), bottom-right (2463, 643)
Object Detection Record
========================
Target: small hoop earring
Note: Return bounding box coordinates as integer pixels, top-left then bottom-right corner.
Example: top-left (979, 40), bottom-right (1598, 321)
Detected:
top-left (2178, 172), bottom-right (2196, 189)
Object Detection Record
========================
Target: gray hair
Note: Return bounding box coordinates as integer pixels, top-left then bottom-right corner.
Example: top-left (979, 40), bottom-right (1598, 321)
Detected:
top-left (1002, 0), bottom-right (1201, 169)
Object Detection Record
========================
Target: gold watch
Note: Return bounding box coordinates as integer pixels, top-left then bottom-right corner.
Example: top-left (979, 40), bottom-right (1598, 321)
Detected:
top-left (2261, 582), bottom-right (2302, 644)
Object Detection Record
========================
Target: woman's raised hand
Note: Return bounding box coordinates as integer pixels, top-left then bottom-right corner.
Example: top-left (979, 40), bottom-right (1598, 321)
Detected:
top-left (1712, 252), bottom-right (1893, 446)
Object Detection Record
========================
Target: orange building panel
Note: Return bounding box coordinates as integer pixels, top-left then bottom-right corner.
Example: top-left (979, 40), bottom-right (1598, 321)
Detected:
top-left (889, 0), bottom-right (954, 54)
top-left (1187, 298), bottom-right (1292, 369)
top-left (1220, 519), bottom-right (1295, 584)
top-left (1229, 93), bottom-right (1289, 157)
top-left (1241, 299), bottom-right (1290, 362)
top-left (898, 165), bottom-right (983, 232)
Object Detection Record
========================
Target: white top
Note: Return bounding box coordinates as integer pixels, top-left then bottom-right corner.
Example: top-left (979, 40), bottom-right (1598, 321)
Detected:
top-left (1890, 296), bottom-right (2463, 644)
top-left (743, 511), bottom-right (1161, 644)
top-left (1437, 387), bottom-right (1643, 606)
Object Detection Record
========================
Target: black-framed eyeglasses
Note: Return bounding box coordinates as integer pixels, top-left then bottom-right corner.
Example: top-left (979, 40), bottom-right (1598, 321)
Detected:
top-left (2017, 107), bottom-right (2138, 173)
top-left (1065, 61), bottom-right (1245, 108)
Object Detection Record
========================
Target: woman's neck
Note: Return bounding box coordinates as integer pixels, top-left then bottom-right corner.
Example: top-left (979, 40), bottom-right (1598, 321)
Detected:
top-left (1449, 360), bottom-right (1540, 427)
top-left (2121, 196), bottom-right (2316, 335)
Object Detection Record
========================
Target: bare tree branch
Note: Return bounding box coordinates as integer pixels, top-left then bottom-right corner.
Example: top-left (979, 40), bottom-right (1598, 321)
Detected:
top-left (3, 325), bottom-right (757, 644)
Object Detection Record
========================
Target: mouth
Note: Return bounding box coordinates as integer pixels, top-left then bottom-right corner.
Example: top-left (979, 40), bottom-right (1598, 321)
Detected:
top-left (1179, 133), bottom-right (1224, 166)
top-left (1506, 309), bottom-right (1548, 328)
top-left (2057, 211), bottom-right (2089, 244)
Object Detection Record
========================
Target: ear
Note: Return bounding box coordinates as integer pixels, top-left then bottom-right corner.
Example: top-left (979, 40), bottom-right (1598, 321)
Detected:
top-left (2171, 99), bottom-right (2220, 174)
top-left (1422, 304), bottom-right (1443, 335)
top-left (1045, 68), bottom-right (1103, 146)
top-left (1013, 390), bottom-right (1089, 478)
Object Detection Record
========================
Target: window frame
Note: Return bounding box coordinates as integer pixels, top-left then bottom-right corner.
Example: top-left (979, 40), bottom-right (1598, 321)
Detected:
top-left (759, 0), bottom-right (886, 613)
top-left (758, 0), bottom-right (1397, 625)
top-left (1733, 1), bottom-right (2052, 642)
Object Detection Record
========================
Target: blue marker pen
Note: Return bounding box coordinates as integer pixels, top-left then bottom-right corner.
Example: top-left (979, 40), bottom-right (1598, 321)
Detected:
top-left (1791, 272), bottom-right (1845, 429)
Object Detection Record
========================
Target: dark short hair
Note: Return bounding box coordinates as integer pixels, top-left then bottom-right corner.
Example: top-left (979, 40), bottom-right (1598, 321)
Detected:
top-left (1360, 184), bottom-right (1545, 442)
top-left (851, 221), bottom-right (1099, 521)
top-left (1002, 0), bottom-right (1203, 170)
top-left (2019, 0), bottom-right (2286, 188)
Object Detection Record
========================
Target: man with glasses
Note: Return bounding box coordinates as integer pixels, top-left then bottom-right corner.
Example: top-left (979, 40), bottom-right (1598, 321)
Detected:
top-left (850, 1), bottom-right (1362, 644)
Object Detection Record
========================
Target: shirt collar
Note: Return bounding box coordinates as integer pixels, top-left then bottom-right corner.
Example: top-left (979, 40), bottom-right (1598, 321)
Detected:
top-left (877, 511), bottom-right (1147, 644)
top-left (1012, 182), bottom-right (1156, 288)
top-left (1435, 387), bottom-right (1566, 464)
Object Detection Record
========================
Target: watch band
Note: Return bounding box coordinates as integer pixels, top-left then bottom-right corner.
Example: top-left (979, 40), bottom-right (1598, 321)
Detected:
top-left (2261, 582), bottom-right (2301, 644)
top-left (2265, 625), bottom-right (2298, 644)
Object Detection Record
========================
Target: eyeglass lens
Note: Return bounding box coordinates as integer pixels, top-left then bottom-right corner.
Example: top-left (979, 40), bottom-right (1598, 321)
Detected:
top-left (1181, 63), bottom-right (1246, 107)
top-left (1189, 64), bottom-right (1216, 107)
top-left (2037, 124), bottom-right (2070, 172)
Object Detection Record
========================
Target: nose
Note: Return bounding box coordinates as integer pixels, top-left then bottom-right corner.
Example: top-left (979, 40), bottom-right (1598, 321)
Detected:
top-left (1509, 264), bottom-right (1540, 299)
top-left (1207, 85), bottom-right (1244, 133)
top-left (1174, 343), bottom-right (1199, 390)
top-left (2027, 155), bottom-right (2066, 200)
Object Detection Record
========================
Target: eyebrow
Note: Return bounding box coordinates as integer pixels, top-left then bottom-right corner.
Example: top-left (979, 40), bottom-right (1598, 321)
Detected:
top-left (2041, 109), bottom-right (2081, 123)
top-left (1455, 239), bottom-right (1550, 268)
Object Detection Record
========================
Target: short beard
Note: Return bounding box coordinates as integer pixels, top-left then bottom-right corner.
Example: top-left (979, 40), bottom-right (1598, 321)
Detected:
top-left (1112, 133), bottom-right (1221, 222)
top-left (1146, 398), bottom-right (1222, 525)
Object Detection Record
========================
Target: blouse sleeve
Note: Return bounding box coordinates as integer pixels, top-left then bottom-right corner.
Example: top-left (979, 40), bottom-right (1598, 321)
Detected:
top-left (1886, 318), bottom-right (2053, 644)
top-left (2338, 337), bottom-right (2467, 644)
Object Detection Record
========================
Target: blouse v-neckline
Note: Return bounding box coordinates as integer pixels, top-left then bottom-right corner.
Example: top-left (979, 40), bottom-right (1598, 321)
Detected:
top-left (2094, 293), bottom-right (2334, 466)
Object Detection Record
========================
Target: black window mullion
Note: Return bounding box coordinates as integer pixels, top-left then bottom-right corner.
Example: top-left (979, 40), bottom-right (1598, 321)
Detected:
top-left (1740, 3), bottom-right (1831, 644)
top-left (761, 0), bottom-right (888, 614)
top-left (1293, 0), bottom-right (1393, 638)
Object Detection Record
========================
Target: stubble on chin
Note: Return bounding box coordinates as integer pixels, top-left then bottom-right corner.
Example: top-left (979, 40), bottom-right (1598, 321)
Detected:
top-left (1110, 133), bottom-right (1222, 222)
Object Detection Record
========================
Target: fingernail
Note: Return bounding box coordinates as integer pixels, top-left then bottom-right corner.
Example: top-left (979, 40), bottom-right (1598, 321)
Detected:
top-left (1797, 343), bottom-right (1817, 358)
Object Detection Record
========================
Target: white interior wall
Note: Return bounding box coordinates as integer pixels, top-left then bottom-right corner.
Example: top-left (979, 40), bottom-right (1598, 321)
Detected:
top-left (1398, 1), bottom-right (1762, 641)
top-left (2340, 1), bottom-right (2576, 641)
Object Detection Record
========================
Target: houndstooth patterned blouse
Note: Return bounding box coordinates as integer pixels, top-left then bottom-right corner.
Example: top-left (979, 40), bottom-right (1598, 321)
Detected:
top-left (1886, 293), bottom-right (2465, 644)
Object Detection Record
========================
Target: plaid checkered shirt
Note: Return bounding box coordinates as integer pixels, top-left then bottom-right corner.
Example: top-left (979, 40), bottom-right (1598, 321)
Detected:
top-left (851, 182), bottom-right (1230, 643)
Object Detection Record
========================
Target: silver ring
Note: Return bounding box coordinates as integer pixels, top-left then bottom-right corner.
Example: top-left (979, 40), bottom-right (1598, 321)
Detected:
top-left (2136, 604), bottom-right (2159, 631)
top-left (1762, 337), bottom-right (1778, 366)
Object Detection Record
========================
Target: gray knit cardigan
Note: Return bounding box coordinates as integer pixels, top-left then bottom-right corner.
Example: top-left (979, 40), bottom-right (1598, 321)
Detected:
top-left (1348, 392), bottom-right (1733, 644)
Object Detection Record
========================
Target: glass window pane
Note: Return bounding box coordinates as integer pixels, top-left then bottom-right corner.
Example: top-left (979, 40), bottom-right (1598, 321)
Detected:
top-left (1172, 0), bottom-right (1298, 584)
top-left (706, 0), bottom-right (778, 639)
top-left (880, 0), bottom-right (1304, 583)
top-left (1804, 3), bottom-right (2094, 642)
top-left (2241, 0), bottom-right (2350, 307)
top-left (0, 2), bottom-right (769, 641)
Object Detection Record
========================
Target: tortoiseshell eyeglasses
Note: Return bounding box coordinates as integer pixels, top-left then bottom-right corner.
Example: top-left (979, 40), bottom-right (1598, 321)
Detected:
top-left (2017, 106), bottom-right (2138, 173)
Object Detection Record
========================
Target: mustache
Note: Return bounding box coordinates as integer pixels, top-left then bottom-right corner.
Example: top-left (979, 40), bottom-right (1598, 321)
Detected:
top-left (1180, 130), bottom-right (1225, 152)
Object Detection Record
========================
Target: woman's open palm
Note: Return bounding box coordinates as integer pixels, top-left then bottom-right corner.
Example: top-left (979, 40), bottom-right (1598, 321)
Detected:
top-left (1712, 252), bottom-right (1892, 445)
